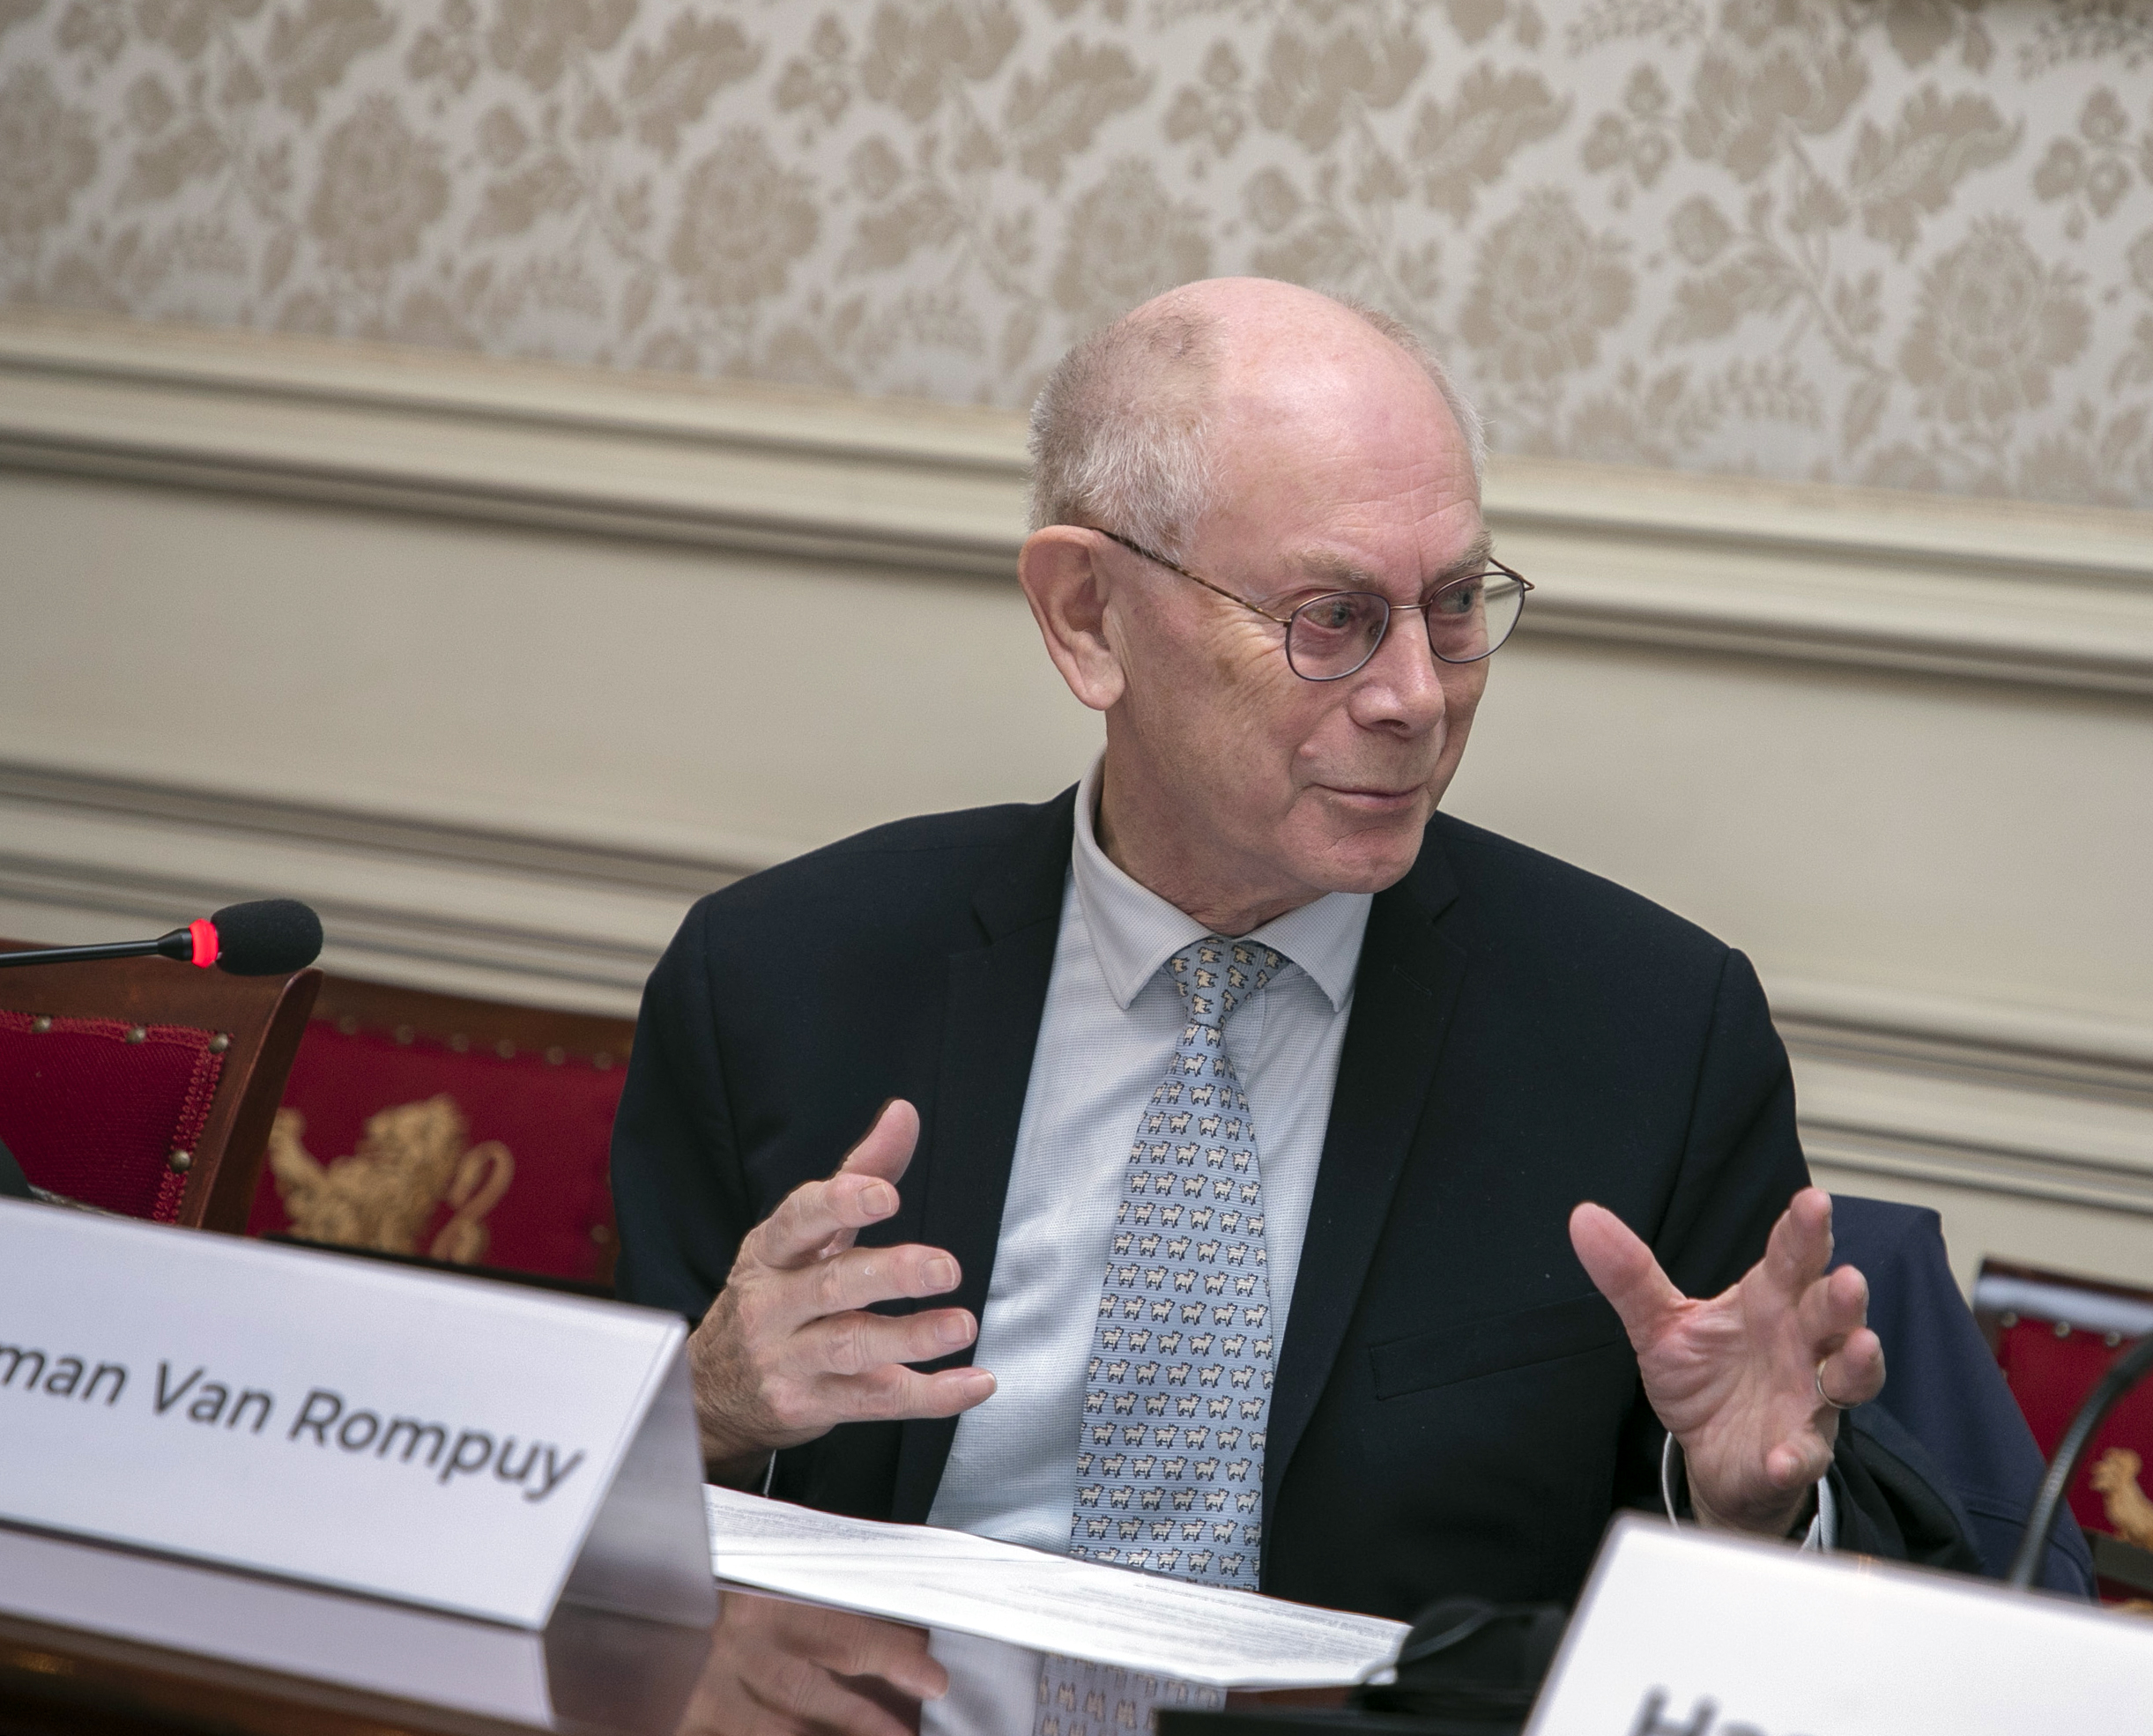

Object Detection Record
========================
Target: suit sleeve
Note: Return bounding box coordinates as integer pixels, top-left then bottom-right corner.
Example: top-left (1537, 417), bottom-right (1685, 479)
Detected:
top-left (610, 898), bottom-right (758, 1321)
top-left (1618, 948), bottom-right (1969, 1565)
top-left (1641, 947), bottom-right (1808, 1302)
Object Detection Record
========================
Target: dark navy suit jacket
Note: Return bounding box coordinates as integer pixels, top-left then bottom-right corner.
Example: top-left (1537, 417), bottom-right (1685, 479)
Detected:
top-left (612, 791), bottom-right (1962, 1619)
top-left (1831, 1198), bottom-right (2092, 1595)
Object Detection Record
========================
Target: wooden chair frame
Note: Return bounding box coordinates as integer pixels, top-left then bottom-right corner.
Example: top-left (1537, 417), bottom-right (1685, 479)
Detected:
top-left (0, 940), bottom-right (320, 1232)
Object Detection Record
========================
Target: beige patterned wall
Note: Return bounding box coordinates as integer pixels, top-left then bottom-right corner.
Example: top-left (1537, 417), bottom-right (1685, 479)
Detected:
top-left (5, 0), bottom-right (2153, 507)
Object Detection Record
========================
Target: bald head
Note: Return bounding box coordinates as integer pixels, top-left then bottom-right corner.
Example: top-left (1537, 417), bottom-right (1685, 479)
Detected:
top-left (1027, 278), bottom-right (1484, 560)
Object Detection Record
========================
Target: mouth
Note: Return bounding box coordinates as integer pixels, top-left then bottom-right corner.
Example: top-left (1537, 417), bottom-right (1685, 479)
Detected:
top-left (1314, 783), bottom-right (1425, 814)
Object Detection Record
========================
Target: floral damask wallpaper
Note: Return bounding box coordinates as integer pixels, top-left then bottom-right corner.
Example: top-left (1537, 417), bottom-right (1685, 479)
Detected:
top-left (5, 0), bottom-right (2153, 506)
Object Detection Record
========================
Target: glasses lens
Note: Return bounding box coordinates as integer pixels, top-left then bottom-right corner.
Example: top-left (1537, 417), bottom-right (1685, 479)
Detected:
top-left (1427, 570), bottom-right (1526, 664)
top-left (1288, 593), bottom-right (1391, 679)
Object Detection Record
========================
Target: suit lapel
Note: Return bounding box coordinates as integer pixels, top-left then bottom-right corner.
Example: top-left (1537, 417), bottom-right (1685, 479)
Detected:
top-left (1266, 838), bottom-right (1467, 1517)
top-left (887, 791), bottom-right (1075, 1523)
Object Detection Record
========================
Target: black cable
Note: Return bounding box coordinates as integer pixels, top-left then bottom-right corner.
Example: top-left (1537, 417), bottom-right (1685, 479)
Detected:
top-left (2008, 1330), bottom-right (2153, 1590)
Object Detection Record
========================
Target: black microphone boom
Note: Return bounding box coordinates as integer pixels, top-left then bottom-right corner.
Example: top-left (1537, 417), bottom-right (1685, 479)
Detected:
top-left (0, 900), bottom-right (323, 976)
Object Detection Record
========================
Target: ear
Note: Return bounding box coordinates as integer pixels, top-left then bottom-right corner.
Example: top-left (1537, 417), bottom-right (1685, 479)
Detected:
top-left (1019, 526), bottom-right (1126, 713)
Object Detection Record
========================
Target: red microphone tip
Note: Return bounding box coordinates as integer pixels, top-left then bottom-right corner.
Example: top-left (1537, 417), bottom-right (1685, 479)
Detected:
top-left (188, 918), bottom-right (219, 969)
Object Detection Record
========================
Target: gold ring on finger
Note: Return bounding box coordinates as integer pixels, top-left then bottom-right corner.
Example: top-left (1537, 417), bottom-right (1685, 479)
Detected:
top-left (1815, 1360), bottom-right (1854, 1413)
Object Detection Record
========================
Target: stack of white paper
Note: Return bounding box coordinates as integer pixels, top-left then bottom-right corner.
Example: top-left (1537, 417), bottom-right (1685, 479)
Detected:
top-left (704, 1486), bottom-right (1407, 1690)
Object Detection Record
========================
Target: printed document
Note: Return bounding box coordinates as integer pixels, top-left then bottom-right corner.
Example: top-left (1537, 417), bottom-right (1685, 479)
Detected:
top-left (704, 1485), bottom-right (1406, 1689)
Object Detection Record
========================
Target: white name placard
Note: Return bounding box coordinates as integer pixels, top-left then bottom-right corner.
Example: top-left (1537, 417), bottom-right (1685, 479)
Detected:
top-left (0, 1198), bottom-right (715, 1630)
top-left (1529, 1515), bottom-right (2153, 1736)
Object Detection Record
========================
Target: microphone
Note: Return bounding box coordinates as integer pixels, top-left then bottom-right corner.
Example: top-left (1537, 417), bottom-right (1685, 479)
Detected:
top-left (0, 900), bottom-right (323, 977)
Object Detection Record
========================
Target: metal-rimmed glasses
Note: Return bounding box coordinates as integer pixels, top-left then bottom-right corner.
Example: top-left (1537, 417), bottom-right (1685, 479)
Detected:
top-left (1095, 529), bottom-right (1533, 681)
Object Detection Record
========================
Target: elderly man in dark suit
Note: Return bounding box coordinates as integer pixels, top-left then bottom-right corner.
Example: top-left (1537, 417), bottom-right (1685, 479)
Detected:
top-left (612, 280), bottom-right (1927, 1641)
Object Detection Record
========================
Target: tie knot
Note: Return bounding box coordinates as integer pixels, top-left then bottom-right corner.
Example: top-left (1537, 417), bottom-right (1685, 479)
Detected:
top-left (1164, 937), bottom-right (1287, 1028)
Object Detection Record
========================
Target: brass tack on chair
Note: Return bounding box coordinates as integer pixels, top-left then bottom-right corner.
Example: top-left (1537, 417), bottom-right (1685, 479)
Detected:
top-left (32, 1015), bottom-right (51, 1034)
top-left (495, 1039), bottom-right (516, 1059)
top-left (167, 1149), bottom-right (192, 1174)
top-left (393, 1024), bottom-right (415, 1045)
top-left (545, 1046), bottom-right (567, 1066)
top-left (337, 1015), bottom-right (360, 1036)
top-left (2000, 1312), bottom-right (2018, 1329)
top-left (449, 1033), bottom-right (469, 1053)
top-left (126, 1026), bottom-right (147, 1043)
top-left (208, 1033), bottom-right (231, 1053)
top-left (593, 1051), bottom-right (613, 1071)
top-left (2055, 1321), bottom-right (2074, 1339)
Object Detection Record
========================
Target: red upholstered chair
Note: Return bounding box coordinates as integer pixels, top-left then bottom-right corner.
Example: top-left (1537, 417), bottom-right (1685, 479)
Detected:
top-left (243, 976), bottom-right (632, 1289)
top-left (0, 939), bottom-right (320, 1231)
top-left (1975, 1258), bottom-right (2153, 1603)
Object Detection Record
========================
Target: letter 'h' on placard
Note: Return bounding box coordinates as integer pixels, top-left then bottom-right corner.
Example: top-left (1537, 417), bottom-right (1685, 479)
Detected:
top-left (0, 1198), bottom-right (715, 1631)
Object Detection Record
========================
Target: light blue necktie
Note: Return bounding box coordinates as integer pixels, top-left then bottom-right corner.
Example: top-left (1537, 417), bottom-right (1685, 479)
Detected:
top-left (1067, 936), bottom-right (1284, 1588)
top-left (1034, 939), bottom-right (1287, 1736)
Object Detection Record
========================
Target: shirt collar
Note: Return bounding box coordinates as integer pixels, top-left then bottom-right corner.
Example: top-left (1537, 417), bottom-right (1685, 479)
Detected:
top-left (1069, 755), bottom-right (1373, 1014)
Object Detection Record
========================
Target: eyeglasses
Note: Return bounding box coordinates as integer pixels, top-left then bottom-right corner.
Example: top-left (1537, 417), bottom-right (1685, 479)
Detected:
top-left (1095, 530), bottom-right (1533, 682)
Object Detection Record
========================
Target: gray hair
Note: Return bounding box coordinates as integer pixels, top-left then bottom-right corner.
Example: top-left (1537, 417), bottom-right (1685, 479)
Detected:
top-left (1026, 293), bottom-right (1486, 563)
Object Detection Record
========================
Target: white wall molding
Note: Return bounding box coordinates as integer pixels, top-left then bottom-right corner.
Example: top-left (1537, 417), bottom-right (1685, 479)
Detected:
top-left (0, 755), bottom-right (776, 898)
top-left (1786, 1031), bottom-right (2153, 1220)
top-left (0, 760), bottom-right (702, 1015)
top-left (6, 308), bottom-right (2153, 695)
top-left (0, 309), bottom-right (1030, 577)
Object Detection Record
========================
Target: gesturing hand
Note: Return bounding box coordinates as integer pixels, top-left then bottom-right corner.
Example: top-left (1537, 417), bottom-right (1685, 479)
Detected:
top-left (1569, 1186), bottom-right (1885, 1539)
top-left (688, 1100), bottom-right (996, 1486)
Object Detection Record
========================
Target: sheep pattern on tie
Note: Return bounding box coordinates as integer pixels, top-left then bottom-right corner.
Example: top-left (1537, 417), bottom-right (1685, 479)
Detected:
top-left (1066, 937), bottom-right (1284, 1590)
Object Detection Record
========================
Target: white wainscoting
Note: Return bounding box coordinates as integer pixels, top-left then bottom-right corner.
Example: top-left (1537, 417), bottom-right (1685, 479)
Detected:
top-left (4, 309), bottom-right (2150, 1292)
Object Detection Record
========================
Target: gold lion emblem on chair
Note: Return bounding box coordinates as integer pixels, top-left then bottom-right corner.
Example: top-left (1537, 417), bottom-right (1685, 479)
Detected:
top-left (2091, 1447), bottom-right (2153, 1552)
top-left (269, 1094), bottom-right (514, 1265)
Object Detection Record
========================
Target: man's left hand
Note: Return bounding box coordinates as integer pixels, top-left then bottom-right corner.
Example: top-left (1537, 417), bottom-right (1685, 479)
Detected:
top-left (1570, 1187), bottom-right (1885, 1539)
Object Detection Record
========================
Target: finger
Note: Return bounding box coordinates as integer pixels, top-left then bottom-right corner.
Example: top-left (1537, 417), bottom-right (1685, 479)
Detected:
top-left (744, 1103), bottom-right (924, 1273)
top-left (746, 1244), bottom-right (964, 1352)
top-left (1794, 1262), bottom-right (1870, 1354)
top-left (1762, 1188), bottom-right (1835, 1300)
top-left (810, 1617), bottom-right (948, 1703)
top-left (1818, 1324), bottom-right (1886, 1410)
top-left (835, 1671), bottom-right (939, 1731)
top-left (799, 1242), bottom-right (966, 1322)
top-left (798, 1304), bottom-right (979, 1376)
top-left (743, 1657), bottom-right (917, 1736)
top-left (1764, 1431), bottom-right (1835, 1492)
top-left (819, 1361), bottom-right (997, 1425)
top-left (1570, 1202), bottom-right (1687, 1348)
top-left (835, 1099), bottom-right (921, 1189)
top-left (748, 1171), bottom-right (907, 1274)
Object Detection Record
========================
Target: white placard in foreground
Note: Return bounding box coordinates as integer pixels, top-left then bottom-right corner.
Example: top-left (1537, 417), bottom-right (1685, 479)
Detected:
top-left (1529, 1515), bottom-right (2153, 1736)
top-left (0, 1198), bottom-right (713, 1629)
top-left (0, 1523), bottom-right (553, 1723)
top-left (705, 1485), bottom-right (1406, 1688)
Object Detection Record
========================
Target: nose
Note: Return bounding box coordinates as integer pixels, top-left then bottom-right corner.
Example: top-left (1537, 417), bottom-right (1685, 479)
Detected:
top-left (1343, 605), bottom-right (1451, 737)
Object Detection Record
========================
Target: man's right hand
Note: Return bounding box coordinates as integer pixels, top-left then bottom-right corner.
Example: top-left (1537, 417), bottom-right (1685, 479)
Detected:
top-left (688, 1099), bottom-right (996, 1485)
